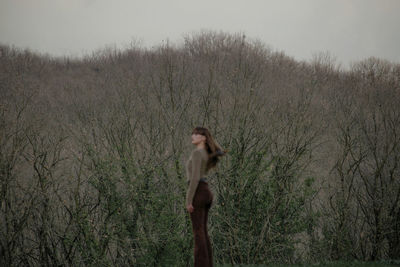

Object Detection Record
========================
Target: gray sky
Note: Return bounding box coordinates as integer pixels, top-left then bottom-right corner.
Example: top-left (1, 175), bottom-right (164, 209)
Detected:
top-left (1, 0), bottom-right (399, 68)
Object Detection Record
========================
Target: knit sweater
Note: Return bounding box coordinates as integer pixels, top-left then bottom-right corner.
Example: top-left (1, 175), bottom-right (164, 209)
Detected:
top-left (185, 148), bottom-right (209, 206)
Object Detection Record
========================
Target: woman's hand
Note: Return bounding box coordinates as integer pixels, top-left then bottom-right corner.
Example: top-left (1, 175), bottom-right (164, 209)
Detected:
top-left (186, 204), bottom-right (194, 213)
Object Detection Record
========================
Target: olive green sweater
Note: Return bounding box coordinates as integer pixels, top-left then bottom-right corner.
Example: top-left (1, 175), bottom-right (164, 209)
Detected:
top-left (185, 148), bottom-right (209, 206)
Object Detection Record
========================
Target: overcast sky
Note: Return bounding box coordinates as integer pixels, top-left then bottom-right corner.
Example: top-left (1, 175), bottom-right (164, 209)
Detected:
top-left (1, 0), bottom-right (399, 68)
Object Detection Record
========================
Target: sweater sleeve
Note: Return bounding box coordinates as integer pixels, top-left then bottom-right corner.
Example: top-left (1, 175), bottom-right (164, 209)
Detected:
top-left (186, 150), bottom-right (202, 206)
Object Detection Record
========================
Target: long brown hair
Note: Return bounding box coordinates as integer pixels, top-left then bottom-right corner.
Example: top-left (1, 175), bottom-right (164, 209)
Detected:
top-left (192, 126), bottom-right (227, 170)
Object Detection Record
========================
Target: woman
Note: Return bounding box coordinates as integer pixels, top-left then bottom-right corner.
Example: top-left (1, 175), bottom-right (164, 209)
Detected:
top-left (186, 126), bottom-right (226, 267)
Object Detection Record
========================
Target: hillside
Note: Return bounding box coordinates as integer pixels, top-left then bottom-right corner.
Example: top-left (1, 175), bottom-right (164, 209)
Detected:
top-left (1, 31), bottom-right (399, 266)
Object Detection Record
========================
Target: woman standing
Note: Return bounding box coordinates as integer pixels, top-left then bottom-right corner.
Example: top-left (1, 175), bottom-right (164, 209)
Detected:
top-left (186, 126), bottom-right (226, 267)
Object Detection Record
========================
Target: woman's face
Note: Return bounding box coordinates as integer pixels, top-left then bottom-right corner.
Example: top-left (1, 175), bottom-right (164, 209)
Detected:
top-left (191, 133), bottom-right (206, 145)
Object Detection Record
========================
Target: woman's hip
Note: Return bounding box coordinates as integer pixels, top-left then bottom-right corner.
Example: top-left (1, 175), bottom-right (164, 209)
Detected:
top-left (193, 180), bottom-right (213, 206)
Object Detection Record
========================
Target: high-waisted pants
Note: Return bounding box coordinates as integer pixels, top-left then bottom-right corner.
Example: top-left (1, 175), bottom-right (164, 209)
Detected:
top-left (190, 180), bottom-right (214, 267)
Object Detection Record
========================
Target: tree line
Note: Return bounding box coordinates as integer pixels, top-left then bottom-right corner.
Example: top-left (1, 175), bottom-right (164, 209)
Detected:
top-left (1, 31), bottom-right (399, 266)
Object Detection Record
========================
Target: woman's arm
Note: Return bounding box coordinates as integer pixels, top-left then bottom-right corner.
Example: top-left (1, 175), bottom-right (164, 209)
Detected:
top-left (186, 149), bottom-right (202, 208)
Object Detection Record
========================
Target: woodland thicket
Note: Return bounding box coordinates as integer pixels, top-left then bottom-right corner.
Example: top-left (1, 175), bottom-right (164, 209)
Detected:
top-left (1, 31), bottom-right (400, 266)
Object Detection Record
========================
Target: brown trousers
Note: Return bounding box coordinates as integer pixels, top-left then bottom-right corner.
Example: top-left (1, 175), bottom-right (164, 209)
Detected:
top-left (190, 181), bottom-right (214, 267)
